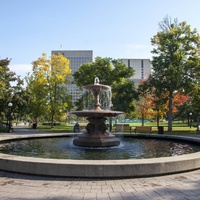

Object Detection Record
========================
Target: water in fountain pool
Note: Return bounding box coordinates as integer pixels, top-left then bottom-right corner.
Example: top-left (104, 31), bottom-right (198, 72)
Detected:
top-left (0, 137), bottom-right (200, 160)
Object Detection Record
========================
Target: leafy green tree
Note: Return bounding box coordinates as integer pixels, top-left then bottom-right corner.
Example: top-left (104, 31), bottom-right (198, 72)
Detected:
top-left (26, 53), bottom-right (73, 127)
top-left (25, 72), bottom-right (49, 120)
top-left (73, 57), bottom-right (137, 115)
top-left (151, 16), bottom-right (200, 132)
top-left (191, 85), bottom-right (200, 114)
top-left (0, 58), bottom-right (24, 123)
top-left (111, 79), bottom-right (137, 113)
top-left (190, 49), bottom-right (200, 116)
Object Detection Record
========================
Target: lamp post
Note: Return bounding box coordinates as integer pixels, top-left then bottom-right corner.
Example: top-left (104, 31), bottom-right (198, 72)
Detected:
top-left (189, 112), bottom-right (192, 128)
top-left (7, 102), bottom-right (13, 133)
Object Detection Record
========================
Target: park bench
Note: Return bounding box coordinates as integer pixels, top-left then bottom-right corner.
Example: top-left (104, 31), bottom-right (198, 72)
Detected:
top-left (114, 124), bottom-right (132, 133)
top-left (134, 126), bottom-right (152, 134)
top-left (79, 125), bottom-right (86, 131)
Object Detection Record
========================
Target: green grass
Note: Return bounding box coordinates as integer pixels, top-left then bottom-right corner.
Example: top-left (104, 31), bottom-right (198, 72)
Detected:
top-left (128, 122), bottom-right (198, 135)
top-left (37, 123), bottom-right (75, 133)
top-left (37, 123), bottom-right (88, 133)
top-left (35, 121), bottom-right (200, 136)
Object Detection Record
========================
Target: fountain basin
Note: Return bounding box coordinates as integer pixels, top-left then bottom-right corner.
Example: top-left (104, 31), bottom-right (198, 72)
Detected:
top-left (70, 110), bottom-right (123, 147)
top-left (73, 133), bottom-right (120, 147)
top-left (0, 133), bottom-right (200, 178)
top-left (70, 110), bottom-right (123, 118)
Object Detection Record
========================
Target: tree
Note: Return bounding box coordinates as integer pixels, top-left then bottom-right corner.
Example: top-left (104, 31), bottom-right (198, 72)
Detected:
top-left (151, 16), bottom-right (200, 132)
top-left (73, 57), bottom-right (137, 115)
top-left (191, 85), bottom-right (200, 114)
top-left (171, 92), bottom-right (190, 119)
top-left (0, 58), bottom-right (24, 123)
top-left (136, 81), bottom-right (161, 126)
top-left (190, 49), bottom-right (200, 116)
top-left (26, 53), bottom-right (73, 127)
top-left (135, 94), bottom-right (155, 126)
top-left (112, 79), bottom-right (137, 113)
top-left (143, 77), bottom-right (169, 126)
top-left (138, 78), bottom-right (190, 126)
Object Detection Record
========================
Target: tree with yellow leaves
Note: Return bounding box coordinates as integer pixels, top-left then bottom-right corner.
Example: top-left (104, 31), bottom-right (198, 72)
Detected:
top-left (26, 53), bottom-right (72, 127)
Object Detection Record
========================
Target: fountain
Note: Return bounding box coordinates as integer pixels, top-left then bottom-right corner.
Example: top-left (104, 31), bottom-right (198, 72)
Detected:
top-left (70, 77), bottom-right (123, 147)
top-left (0, 78), bottom-right (200, 178)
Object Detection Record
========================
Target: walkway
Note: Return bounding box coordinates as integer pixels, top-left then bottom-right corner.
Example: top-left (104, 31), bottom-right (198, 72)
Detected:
top-left (0, 126), bottom-right (200, 199)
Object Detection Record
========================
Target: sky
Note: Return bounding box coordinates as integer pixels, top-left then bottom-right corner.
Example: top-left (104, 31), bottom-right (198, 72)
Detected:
top-left (1, 0), bottom-right (200, 78)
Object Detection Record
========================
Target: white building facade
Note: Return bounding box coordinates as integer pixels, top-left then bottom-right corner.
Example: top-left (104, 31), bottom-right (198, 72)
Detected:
top-left (51, 50), bottom-right (93, 104)
top-left (121, 59), bottom-right (151, 85)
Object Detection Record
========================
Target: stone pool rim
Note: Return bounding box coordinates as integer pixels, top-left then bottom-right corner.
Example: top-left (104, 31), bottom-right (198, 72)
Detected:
top-left (0, 133), bottom-right (200, 178)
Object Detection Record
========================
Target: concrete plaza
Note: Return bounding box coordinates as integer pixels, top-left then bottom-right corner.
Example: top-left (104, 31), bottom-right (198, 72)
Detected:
top-left (0, 126), bottom-right (200, 199)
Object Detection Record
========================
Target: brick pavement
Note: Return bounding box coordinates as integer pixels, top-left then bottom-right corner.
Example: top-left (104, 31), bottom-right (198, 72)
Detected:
top-left (0, 169), bottom-right (200, 199)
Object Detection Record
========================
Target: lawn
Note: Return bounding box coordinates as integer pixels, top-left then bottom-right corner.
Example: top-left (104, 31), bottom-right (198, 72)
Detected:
top-left (37, 123), bottom-right (75, 133)
top-left (36, 121), bottom-right (199, 135)
top-left (128, 122), bottom-right (198, 135)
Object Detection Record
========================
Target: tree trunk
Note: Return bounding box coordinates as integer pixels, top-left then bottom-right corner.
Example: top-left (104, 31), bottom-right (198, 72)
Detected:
top-left (156, 110), bottom-right (160, 127)
top-left (168, 93), bottom-right (173, 132)
top-left (142, 112), bottom-right (144, 126)
top-left (51, 113), bottom-right (54, 128)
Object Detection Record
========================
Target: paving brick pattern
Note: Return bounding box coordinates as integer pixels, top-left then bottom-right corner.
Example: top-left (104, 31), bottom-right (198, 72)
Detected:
top-left (0, 169), bottom-right (200, 200)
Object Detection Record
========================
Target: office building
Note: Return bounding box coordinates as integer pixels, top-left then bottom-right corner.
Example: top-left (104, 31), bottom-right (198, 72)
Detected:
top-left (121, 59), bottom-right (151, 85)
top-left (51, 50), bottom-right (93, 104)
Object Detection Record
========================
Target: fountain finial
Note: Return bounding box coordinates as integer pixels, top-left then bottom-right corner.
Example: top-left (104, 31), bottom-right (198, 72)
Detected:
top-left (94, 77), bottom-right (99, 85)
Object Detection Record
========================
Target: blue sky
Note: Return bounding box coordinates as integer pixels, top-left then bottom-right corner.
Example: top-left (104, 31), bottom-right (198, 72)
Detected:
top-left (1, 0), bottom-right (200, 77)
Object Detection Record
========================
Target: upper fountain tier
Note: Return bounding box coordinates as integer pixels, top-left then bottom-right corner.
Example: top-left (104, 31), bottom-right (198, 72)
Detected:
top-left (70, 77), bottom-right (123, 117)
top-left (70, 109), bottom-right (123, 118)
top-left (83, 83), bottom-right (111, 91)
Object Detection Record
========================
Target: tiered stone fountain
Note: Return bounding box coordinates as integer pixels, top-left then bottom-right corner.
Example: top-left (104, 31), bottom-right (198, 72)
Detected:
top-left (70, 77), bottom-right (123, 147)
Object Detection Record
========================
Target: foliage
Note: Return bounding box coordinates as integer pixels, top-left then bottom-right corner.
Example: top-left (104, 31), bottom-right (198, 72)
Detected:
top-left (150, 16), bottom-right (200, 132)
top-left (135, 95), bottom-right (155, 126)
top-left (73, 57), bottom-right (137, 114)
top-left (25, 53), bottom-right (73, 126)
top-left (172, 93), bottom-right (190, 115)
top-left (135, 81), bottom-right (155, 125)
top-left (191, 85), bottom-right (200, 114)
top-left (112, 79), bottom-right (138, 113)
top-left (0, 58), bottom-right (24, 122)
top-left (137, 79), bottom-right (190, 126)
top-left (190, 52), bottom-right (200, 115)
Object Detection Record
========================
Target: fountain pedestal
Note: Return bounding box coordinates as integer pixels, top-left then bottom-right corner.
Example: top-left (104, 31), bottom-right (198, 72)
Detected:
top-left (73, 117), bottom-right (120, 147)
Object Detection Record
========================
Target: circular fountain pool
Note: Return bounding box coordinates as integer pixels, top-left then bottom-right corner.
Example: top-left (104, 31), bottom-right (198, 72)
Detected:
top-left (0, 133), bottom-right (200, 178)
top-left (1, 136), bottom-right (200, 160)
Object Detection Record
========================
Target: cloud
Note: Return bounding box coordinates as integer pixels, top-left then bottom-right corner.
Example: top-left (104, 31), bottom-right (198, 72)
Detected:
top-left (9, 64), bottom-right (32, 78)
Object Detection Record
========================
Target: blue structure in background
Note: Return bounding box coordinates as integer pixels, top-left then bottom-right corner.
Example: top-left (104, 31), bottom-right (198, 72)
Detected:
top-left (106, 119), bottom-right (149, 124)
top-left (119, 119), bottom-right (149, 123)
